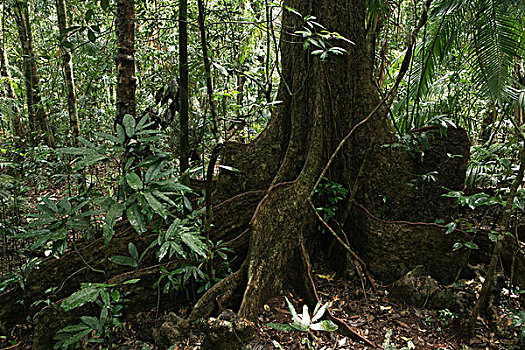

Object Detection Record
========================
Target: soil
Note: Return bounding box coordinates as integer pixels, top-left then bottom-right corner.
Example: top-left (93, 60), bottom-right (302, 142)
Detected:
top-left (1, 259), bottom-right (522, 349)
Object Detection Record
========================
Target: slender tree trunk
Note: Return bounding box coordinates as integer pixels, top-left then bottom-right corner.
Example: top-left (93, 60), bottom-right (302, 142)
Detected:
top-left (115, 0), bottom-right (136, 130)
top-left (56, 0), bottom-right (80, 144)
top-left (468, 147), bottom-right (525, 336)
top-left (13, 0), bottom-right (55, 147)
top-left (179, 0), bottom-right (190, 186)
top-left (0, 0), bottom-right (23, 138)
top-left (197, 0), bottom-right (218, 139)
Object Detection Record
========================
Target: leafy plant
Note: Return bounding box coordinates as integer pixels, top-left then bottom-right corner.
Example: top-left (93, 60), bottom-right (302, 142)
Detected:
top-left (314, 178), bottom-right (348, 232)
top-left (407, 171), bottom-right (438, 191)
top-left (286, 7), bottom-right (353, 62)
top-left (382, 329), bottom-right (415, 350)
top-left (266, 297), bottom-right (337, 350)
top-left (54, 279), bottom-right (139, 349)
top-left (22, 196), bottom-right (97, 254)
top-left (438, 308), bottom-right (458, 326)
top-left (265, 297), bottom-right (338, 332)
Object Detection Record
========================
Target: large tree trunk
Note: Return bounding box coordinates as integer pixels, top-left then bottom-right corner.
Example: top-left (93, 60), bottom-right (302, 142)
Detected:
top-left (193, 0), bottom-right (470, 321)
top-left (13, 0), bottom-right (55, 147)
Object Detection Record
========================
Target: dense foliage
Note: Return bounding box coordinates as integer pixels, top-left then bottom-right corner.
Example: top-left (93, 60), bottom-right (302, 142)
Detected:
top-left (0, 0), bottom-right (524, 348)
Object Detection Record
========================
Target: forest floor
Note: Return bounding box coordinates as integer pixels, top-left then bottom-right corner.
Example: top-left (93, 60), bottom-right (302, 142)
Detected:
top-left (0, 173), bottom-right (523, 349)
top-left (0, 258), bottom-right (523, 349)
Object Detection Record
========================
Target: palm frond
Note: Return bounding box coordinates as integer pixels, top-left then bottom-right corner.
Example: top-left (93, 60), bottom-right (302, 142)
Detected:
top-left (469, 0), bottom-right (522, 103)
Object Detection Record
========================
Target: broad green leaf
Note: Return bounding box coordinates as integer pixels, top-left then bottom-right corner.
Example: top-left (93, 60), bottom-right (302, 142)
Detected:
top-left (145, 161), bottom-right (164, 183)
top-left (169, 241), bottom-right (186, 259)
top-left (134, 154), bottom-right (165, 168)
top-left (126, 172), bottom-right (143, 190)
top-left (61, 41), bottom-right (73, 49)
top-left (87, 29), bottom-right (96, 43)
top-left (445, 222), bottom-right (456, 235)
top-left (123, 114), bottom-right (136, 137)
top-left (111, 289), bottom-right (121, 302)
top-left (183, 196), bottom-right (192, 210)
top-left (94, 131), bottom-right (119, 143)
top-left (136, 114), bottom-right (149, 130)
top-left (106, 202), bottom-right (125, 226)
top-left (77, 153), bottom-right (109, 169)
top-left (85, 9), bottom-right (94, 22)
top-left (100, 0), bottom-right (109, 10)
top-left (43, 197), bottom-right (59, 213)
top-left (285, 297), bottom-right (299, 322)
top-left (143, 192), bottom-right (167, 219)
top-left (122, 278), bottom-right (140, 285)
top-left (310, 320), bottom-right (338, 331)
top-left (153, 180), bottom-right (192, 193)
top-left (62, 287), bottom-right (100, 311)
top-left (464, 241), bottom-right (479, 250)
top-left (103, 224), bottom-right (114, 249)
top-left (55, 324), bottom-right (90, 333)
top-left (81, 316), bottom-right (101, 333)
top-left (77, 136), bottom-right (97, 149)
top-left (265, 323), bottom-right (295, 332)
top-left (60, 328), bottom-right (92, 347)
top-left (116, 124), bottom-right (126, 145)
top-left (312, 302), bottom-right (329, 322)
top-left (36, 203), bottom-right (56, 218)
top-left (301, 304), bottom-right (311, 328)
top-left (158, 242), bottom-right (170, 261)
top-left (290, 321), bottom-right (310, 332)
top-left (166, 219), bottom-right (185, 239)
top-left (57, 147), bottom-right (90, 155)
top-left (99, 305), bottom-right (108, 327)
top-left (153, 190), bottom-right (176, 207)
top-left (181, 233), bottom-right (207, 258)
top-left (452, 242), bottom-right (463, 251)
top-left (128, 242), bottom-right (139, 260)
top-left (109, 255), bottom-right (138, 267)
top-left (127, 204), bottom-right (147, 234)
top-left (124, 157), bottom-right (136, 172)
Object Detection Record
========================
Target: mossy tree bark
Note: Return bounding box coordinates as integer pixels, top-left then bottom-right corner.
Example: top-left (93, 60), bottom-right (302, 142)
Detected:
top-left (115, 0), bottom-right (136, 129)
top-left (193, 0), bottom-right (470, 321)
top-left (194, 0), bottom-right (396, 320)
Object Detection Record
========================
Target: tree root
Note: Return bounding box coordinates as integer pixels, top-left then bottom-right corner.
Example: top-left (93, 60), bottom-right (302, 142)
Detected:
top-left (189, 263), bottom-right (247, 321)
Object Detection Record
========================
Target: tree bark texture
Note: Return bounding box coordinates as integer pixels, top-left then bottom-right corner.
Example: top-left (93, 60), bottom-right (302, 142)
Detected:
top-left (179, 0), bottom-right (190, 185)
top-left (13, 0), bottom-right (54, 146)
top-left (115, 0), bottom-right (136, 128)
top-left (197, 0), bottom-right (218, 138)
top-left (56, 0), bottom-right (80, 143)
top-left (195, 0), bottom-right (471, 321)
